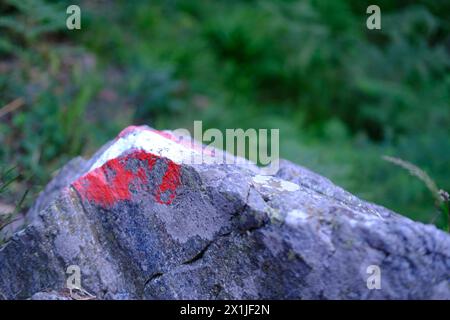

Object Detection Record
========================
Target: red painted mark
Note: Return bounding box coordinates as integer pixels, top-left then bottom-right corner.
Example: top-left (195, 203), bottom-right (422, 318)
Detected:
top-left (155, 161), bottom-right (181, 205)
top-left (73, 149), bottom-right (181, 207)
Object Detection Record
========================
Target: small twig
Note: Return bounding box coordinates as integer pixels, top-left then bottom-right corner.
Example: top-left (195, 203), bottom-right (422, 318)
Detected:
top-left (0, 98), bottom-right (25, 118)
top-left (383, 155), bottom-right (450, 232)
top-left (383, 156), bottom-right (440, 202)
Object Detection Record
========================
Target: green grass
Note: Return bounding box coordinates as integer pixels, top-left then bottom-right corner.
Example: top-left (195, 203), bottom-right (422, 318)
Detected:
top-left (0, 166), bottom-right (29, 245)
top-left (383, 156), bottom-right (449, 231)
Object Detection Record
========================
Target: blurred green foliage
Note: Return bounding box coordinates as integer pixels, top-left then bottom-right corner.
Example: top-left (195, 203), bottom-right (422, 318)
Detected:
top-left (0, 0), bottom-right (449, 229)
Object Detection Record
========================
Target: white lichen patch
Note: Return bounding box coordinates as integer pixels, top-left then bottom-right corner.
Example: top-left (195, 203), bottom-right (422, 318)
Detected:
top-left (252, 175), bottom-right (300, 193)
top-left (285, 209), bottom-right (309, 226)
top-left (266, 207), bottom-right (284, 225)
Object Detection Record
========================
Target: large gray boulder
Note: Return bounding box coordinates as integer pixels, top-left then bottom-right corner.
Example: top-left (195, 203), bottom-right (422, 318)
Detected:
top-left (0, 125), bottom-right (449, 299)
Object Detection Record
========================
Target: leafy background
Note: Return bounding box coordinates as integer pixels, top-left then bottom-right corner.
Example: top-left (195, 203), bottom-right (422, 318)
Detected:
top-left (0, 0), bottom-right (449, 229)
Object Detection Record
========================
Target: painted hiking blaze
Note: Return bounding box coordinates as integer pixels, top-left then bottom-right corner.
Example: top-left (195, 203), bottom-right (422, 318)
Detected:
top-left (155, 161), bottom-right (181, 205)
top-left (73, 149), bottom-right (181, 207)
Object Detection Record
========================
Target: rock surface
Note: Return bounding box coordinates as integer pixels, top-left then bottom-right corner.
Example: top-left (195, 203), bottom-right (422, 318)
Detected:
top-left (29, 290), bottom-right (72, 300)
top-left (0, 125), bottom-right (449, 300)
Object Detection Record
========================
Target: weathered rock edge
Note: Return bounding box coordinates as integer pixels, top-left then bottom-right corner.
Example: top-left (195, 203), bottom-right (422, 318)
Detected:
top-left (0, 125), bottom-right (449, 300)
